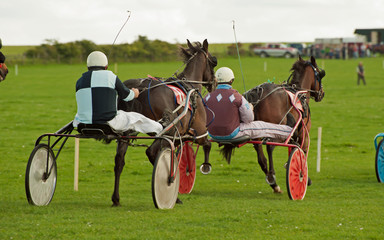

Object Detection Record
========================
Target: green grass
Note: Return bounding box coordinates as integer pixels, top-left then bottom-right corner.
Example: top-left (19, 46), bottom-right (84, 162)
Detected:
top-left (1, 56), bottom-right (384, 239)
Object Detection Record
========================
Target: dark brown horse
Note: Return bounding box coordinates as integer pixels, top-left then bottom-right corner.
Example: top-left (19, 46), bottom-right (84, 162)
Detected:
top-left (0, 40), bottom-right (8, 81)
top-left (218, 56), bottom-right (325, 193)
top-left (0, 62), bottom-right (8, 82)
top-left (243, 56), bottom-right (325, 193)
top-left (111, 39), bottom-right (217, 206)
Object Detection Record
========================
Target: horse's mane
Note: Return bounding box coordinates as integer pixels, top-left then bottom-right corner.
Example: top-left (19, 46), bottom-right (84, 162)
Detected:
top-left (178, 41), bottom-right (202, 63)
top-left (288, 59), bottom-right (308, 86)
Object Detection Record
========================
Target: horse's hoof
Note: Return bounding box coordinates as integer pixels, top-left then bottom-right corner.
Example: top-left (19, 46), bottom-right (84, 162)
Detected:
top-left (200, 163), bottom-right (212, 175)
top-left (111, 202), bottom-right (121, 207)
top-left (273, 186), bottom-right (283, 194)
top-left (176, 198), bottom-right (183, 204)
top-left (308, 177), bottom-right (312, 186)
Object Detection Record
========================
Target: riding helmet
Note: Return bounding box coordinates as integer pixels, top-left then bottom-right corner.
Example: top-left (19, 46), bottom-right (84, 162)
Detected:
top-left (215, 67), bottom-right (234, 83)
top-left (87, 51), bottom-right (108, 68)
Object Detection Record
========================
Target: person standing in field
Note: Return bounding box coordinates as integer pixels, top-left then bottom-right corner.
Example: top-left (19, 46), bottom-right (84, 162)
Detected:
top-left (73, 51), bottom-right (163, 134)
top-left (356, 62), bottom-right (366, 85)
top-left (204, 67), bottom-right (292, 141)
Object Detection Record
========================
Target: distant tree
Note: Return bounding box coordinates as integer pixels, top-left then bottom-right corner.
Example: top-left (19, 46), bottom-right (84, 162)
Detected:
top-left (24, 36), bottom-right (178, 64)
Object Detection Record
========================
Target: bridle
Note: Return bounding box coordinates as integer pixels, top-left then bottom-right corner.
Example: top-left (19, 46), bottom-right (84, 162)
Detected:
top-left (307, 62), bottom-right (325, 101)
top-left (287, 61), bottom-right (324, 101)
top-left (173, 47), bottom-right (217, 92)
top-left (138, 47), bottom-right (217, 94)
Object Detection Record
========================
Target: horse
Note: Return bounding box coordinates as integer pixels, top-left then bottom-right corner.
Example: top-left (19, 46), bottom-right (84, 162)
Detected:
top-left (111, 39), bottom-right (217, 206)
top-left (0, 61), bottom-right (8, 82)
top-left (0, 41), bottom-right (8, 81)
top-left (222, 56), bottom-right (325, 193)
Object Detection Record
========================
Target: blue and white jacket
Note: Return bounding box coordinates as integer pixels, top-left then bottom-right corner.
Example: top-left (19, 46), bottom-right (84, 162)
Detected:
top-left (74, 69), bottom-right (134, 126)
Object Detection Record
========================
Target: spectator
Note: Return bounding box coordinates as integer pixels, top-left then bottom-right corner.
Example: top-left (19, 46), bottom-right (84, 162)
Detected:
top-left (356, 62), bottom-right (366, 85)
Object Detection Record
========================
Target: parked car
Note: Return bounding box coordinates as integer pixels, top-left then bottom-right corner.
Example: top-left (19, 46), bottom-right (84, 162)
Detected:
top-left (253, 43), bottom-right (299, 58)
top-left (287, 43), bottom-right (307, 56)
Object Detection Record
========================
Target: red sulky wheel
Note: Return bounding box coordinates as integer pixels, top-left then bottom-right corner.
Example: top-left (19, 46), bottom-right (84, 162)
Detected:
top-left (286, 147), bottom-right (308, 200)
top-left (178, 142), bottom-right (197, 194)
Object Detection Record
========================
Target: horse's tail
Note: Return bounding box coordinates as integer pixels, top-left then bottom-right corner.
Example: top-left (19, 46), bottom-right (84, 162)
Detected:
top-left (220, 145), bottom-right (236, 164)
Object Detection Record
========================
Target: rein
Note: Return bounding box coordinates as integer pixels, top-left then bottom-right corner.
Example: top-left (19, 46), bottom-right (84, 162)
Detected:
top-left (138, 79), bottom-right (211, 95)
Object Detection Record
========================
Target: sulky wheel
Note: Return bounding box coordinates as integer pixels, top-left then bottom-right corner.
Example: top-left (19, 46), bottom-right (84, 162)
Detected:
top-left (178, 142), bottom-right (196, 194)
top-left (375, 139), bottom-right (384, 183)
top-left (152, 147), bottom-right (180, 209)
top-left (286, 147), bottom-right (308, 200)
top-left (25, 144), bottom-right (57, 206)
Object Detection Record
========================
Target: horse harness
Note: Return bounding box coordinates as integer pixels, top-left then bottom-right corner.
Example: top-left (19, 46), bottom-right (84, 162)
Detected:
top-left (143, 76), bottom-right (200, 137)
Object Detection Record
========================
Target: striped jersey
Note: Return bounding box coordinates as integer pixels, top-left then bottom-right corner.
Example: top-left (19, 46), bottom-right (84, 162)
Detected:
top-left (74, 69), bottom-right (134, 125)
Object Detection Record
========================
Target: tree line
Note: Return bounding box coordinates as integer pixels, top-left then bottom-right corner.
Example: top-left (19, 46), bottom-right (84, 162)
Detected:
top-left (24, 35), bottom-right (179, 64)
top-left (7, 36), bottom-right (250, 65)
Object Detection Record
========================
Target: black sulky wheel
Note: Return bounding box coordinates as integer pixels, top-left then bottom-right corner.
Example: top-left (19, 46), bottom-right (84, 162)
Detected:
top-left (151, 147), bottom-right (180, 209)
top-left (25, 144), bottom-right (57, 206)
top-left (375, 139), bottom-right (384, 183)
top-left (286, 147), bottom-right (308, 200)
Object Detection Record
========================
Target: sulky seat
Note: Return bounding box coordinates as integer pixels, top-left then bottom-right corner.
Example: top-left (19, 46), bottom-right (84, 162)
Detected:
top-left (77, 123), bottom-right (117, 136)
top-left (211, 135), bottom-right (251, 147)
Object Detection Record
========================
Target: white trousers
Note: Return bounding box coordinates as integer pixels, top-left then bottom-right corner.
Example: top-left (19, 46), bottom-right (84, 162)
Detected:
top-left (235, 121), bottom-right (292, 141)
top-left (108, 110), bottom-right (163, 134)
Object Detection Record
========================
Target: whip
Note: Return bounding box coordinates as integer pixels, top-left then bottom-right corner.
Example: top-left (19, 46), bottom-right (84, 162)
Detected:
top-left (109, 10), bottom-right (131, 57)
top-left (232, 20), bottom-right (246, 93)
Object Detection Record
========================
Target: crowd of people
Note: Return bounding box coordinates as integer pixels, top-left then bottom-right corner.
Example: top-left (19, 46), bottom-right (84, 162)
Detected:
top-left (304, 43), bottom-right (375, 59)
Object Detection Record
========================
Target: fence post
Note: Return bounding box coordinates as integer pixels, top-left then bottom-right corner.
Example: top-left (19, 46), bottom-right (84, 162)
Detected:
top-left (317, 127), bottom-right (322, 172)
top-left (74, 137), bottom-right (79, 191)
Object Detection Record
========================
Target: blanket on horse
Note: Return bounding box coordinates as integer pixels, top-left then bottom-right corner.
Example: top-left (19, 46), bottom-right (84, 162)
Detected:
top-left (166, 84), bottom-right (192, 110)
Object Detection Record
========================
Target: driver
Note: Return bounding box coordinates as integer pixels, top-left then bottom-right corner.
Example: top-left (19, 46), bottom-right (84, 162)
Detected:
top-left (73, 51), bottom-right (163, 134)
top-left (204, 67), bottom-right (292, 141)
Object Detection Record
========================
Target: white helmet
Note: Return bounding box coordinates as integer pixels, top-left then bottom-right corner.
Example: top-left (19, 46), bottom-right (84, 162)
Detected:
top-left (215, 67), bottom-right (234, 83)
top-left (87, 51), bottom-right (108, 68)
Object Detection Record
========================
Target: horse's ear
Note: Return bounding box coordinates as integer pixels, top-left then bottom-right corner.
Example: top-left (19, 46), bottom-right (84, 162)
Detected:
top-left (298, 54), bottom-right (303, 61)
top-left (187, 39), bottom-right (195, 50)
top-left (310, 56), bottom-right (317, 67)
top-left (203, 39), bottom-right (209, 52)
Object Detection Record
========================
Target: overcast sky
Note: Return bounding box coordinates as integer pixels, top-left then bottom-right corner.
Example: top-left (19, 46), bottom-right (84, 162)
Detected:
top-left (2, 0), bottom-right (384, 46)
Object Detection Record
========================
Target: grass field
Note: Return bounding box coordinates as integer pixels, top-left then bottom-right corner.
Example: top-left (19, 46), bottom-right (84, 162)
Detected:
top-left (1, 55), bottom-right (384, 239)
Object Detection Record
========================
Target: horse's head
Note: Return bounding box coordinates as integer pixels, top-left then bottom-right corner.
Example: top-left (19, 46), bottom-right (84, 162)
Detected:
top-left (308, 56), bottom-right (325, 102)
top-left (0, 63), bottom-right (8, 82)
top-left (179, 39), bottom-right (217, 92)
top-left (290, 56), bottom-right (325, 102)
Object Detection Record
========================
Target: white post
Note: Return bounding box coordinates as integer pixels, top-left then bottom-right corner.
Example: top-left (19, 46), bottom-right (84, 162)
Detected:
top-left (114, 63), bottom-right (118, 73)
top-left (316, 127), bottom-right (322, 172)
top-left (264, 62), bottom-right (267, 72)
top-left (321, 61), bottom-right (325, 70)
top-left (74, 137), bottom-right (80, 191)
top-left (15, 64), bottom-right (18, 76)
top-left (382, 60), bottom-right (384, 69)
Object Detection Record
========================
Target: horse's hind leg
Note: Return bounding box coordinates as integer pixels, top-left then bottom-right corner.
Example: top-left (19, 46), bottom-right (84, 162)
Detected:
top-left (112, 140), bottom-right (129, 206)
top-left (145, 139), bottom-right (162, 166)
top-left (199, 139), bottom-right (212, 174)
top-left (254, 144), bottom-right (268, 175)
top-left (254, 144), bottom-right (282, 193)
top-left (266, 145), bottom-right (282, 193)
